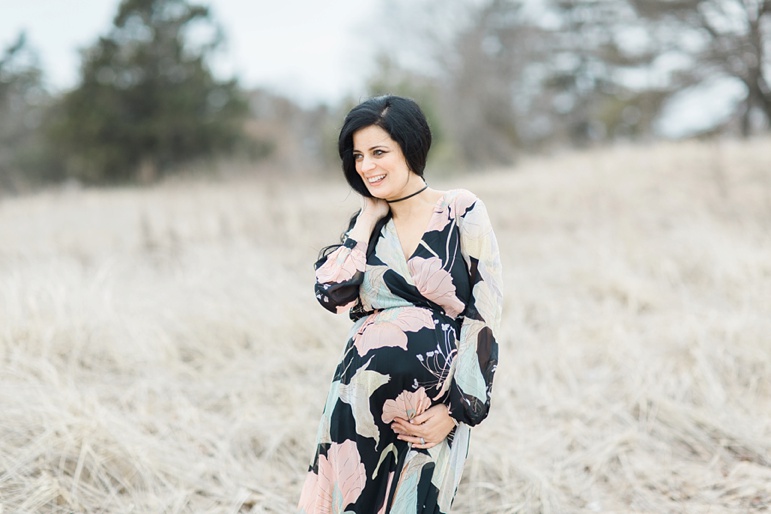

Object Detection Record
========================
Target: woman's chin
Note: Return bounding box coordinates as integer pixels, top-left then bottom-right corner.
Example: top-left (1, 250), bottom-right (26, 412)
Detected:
top-left (365, 187), bottom-right (387, 200)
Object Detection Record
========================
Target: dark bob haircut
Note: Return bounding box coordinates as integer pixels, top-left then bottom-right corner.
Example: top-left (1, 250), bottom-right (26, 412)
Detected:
top-left (338, 95), bottom-right (432, 197)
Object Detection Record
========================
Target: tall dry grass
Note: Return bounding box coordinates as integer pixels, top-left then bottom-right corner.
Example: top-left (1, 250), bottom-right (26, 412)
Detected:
top-left (0, 137), bottom-right (769, 513)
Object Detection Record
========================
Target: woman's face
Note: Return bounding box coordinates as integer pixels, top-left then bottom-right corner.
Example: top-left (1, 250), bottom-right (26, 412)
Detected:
top-left (352, 125), bottom-right (421, 200)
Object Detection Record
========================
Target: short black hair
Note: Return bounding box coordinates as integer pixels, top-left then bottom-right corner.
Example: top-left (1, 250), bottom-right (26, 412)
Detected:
top-left (338, 95), bottom-right (432, 197)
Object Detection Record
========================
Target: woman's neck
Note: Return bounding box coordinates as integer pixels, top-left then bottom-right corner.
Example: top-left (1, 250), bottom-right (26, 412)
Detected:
top-left (389, 187), bottom-right (442, 220)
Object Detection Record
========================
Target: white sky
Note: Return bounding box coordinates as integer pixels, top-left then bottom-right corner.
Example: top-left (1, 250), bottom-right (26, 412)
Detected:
top-left (0, 0), bottom-right (376, 105)
top-left (0, 1), bottom-right (745, 135)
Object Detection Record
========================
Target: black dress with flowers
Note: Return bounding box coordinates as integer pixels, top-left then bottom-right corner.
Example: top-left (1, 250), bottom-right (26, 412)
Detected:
top-left (298, 189), bottom-right (503, 514)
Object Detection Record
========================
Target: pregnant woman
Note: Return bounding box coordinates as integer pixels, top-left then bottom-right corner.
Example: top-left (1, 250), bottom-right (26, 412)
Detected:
top-left (298, 95), bottom-right (503, 514)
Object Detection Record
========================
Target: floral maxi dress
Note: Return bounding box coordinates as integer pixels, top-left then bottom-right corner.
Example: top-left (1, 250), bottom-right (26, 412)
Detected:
top-left (298, 189), bottom-right (503, 514)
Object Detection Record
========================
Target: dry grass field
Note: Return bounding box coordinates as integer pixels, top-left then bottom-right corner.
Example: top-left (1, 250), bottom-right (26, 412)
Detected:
top-left (1, 137), bottom-right (770, 513)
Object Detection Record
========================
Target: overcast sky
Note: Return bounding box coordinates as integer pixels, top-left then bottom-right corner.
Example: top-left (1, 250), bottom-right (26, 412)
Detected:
top-left (1, 1), bottom-right (746, 136)
top-left (0, 0), bottom-right (376, 104)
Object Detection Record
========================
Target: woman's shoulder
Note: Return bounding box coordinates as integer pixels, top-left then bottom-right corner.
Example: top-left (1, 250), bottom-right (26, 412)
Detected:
top-left (442, 188), bottom-right (484, 214)
top-left (443, 188), bottom-right (495, 240)
top-left (442, 187), bottom-right (479, 203)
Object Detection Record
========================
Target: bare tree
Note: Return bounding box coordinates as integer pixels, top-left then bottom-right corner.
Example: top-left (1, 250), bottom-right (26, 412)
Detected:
top-left (443, 0), bottom-right (532, 165)
top-left (628, 0), bottom-right (771, 135)
top-left (371, 0), bottom-right (540, 167)
top-left (365, 0), bottom-right (769, 165)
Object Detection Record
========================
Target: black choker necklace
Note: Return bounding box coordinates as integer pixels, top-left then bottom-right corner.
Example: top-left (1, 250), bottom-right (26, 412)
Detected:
top-left (386, 185), bottom-right (428, 204)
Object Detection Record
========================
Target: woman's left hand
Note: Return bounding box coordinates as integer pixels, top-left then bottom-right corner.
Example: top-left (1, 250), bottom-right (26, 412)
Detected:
top-left (391, 404), bottom-right (457, 450)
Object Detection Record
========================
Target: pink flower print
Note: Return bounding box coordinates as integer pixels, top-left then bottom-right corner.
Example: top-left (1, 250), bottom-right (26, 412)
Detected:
top-left (408, 256), bottom-right (466, 318)
top-left (316, 243), bottom-right (366, 284)
top-left (389, 307), bottom-right (436, 333)
top-left (382, 387), bottom-right (432, 423)
top-left (353, 308), bottom-right (434, 356)
top-left (452, 190), bottom-right (477, 220)
top-left (354, 318), bottom-right (407, 356)
top-left (298, 439), bottom-right (366, 513)
top-left (335, 300), bottom-right (357, 314)
top-left (376, 472), bottom-right (395, 514)
top-left (424, 202), bottom-right (451, 233)
top-left (297, 470), bottom-right (318, 513)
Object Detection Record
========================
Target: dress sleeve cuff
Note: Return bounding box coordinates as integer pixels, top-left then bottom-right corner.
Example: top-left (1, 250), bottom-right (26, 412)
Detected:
top-left (343, 236), bottom-right (367, 253)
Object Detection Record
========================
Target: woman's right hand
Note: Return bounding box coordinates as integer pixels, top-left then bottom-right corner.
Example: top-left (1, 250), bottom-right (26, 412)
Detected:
top-left (360, 195), bottom-right (390, 222)
top-left (347, 195), bottom-right (389, 244)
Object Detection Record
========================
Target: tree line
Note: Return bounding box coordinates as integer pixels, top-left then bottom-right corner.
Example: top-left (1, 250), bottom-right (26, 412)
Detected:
top-left (371, 0), bottom-right (770, 168)
top-left (1, 0), bottom-right (768, 189)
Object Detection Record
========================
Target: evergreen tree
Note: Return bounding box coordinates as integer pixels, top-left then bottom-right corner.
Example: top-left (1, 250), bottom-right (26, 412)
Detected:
top-left (50, 0), bottom-right (247, 183)
top-left (0, 33), bottom-right (54, 189)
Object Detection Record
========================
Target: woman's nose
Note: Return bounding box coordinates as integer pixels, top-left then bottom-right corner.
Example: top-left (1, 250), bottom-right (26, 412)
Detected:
top-left (361, 156), bottom-right (376, 171)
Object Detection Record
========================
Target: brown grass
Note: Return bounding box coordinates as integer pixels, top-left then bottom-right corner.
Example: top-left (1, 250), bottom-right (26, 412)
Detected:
top-left (0, 137), bottom-right (769, 513)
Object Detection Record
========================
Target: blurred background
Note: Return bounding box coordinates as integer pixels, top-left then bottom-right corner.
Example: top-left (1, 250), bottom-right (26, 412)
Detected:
top-left (1, 1), bottom-right (770, 513)
top-left (1, 0), bottom-right (767, 189)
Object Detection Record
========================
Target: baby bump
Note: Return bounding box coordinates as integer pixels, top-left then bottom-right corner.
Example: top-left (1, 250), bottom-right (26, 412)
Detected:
top-left (350, 306), bottom-right (458, 397)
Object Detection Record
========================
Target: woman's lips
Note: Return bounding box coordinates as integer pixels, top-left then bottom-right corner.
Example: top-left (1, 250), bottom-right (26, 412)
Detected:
top-left (367, 174), bottom-right (386, 186)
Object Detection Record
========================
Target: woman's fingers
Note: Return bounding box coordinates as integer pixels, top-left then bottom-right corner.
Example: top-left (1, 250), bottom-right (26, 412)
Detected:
top-left (389, 404), bottom-right (457, 451)
top-left (393, 430), bottom-right (438, 449)
top-left (410, 411), bottom-right (431, 426)
top-left (390, 414), bottom-right (452, 449)
top-left (360, 195), bottom-right (390, 219)
top-left (391, 419), bottom-right (423, 443)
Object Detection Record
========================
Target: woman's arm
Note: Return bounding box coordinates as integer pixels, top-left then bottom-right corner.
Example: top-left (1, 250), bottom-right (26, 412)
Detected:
top-left (314, 197), bottom-right (389, 314)
top-left (448, 194), bottom-right (503, 426)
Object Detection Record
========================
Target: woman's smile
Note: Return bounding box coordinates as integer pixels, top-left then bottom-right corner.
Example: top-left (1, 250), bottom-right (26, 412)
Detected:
top-left (366, 173), bottom-right (386, 185)
top-left (352, 125), bottom-right (418, 200)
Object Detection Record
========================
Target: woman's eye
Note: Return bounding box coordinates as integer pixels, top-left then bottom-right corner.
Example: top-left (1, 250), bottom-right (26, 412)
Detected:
top-left (353, 154), bottom-right (362, 161)
top-left (374, 150), bottom-right (385, 156)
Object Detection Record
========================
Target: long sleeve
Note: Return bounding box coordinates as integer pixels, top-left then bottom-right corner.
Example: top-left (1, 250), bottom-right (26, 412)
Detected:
top-left (448, 197), bottom-right (503, 426)
top-left (314, 237), bottom-right (367, 314)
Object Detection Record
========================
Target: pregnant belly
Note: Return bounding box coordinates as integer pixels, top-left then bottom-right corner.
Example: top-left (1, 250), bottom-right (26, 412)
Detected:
top-left (349, 306), bottom-right (458, 398)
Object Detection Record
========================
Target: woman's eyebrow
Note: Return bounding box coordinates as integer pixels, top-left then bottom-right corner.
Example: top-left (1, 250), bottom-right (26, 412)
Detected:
top-left (353, 144), bottom-right (389, 153)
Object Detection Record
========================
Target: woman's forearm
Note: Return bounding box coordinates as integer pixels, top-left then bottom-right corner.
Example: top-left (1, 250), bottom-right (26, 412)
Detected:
top-left (347, 212), bottom-right (381, 244)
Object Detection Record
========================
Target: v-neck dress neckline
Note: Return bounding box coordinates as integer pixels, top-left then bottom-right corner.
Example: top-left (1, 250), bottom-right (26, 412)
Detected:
top-left (386, 191), bottom-right (447, 262)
